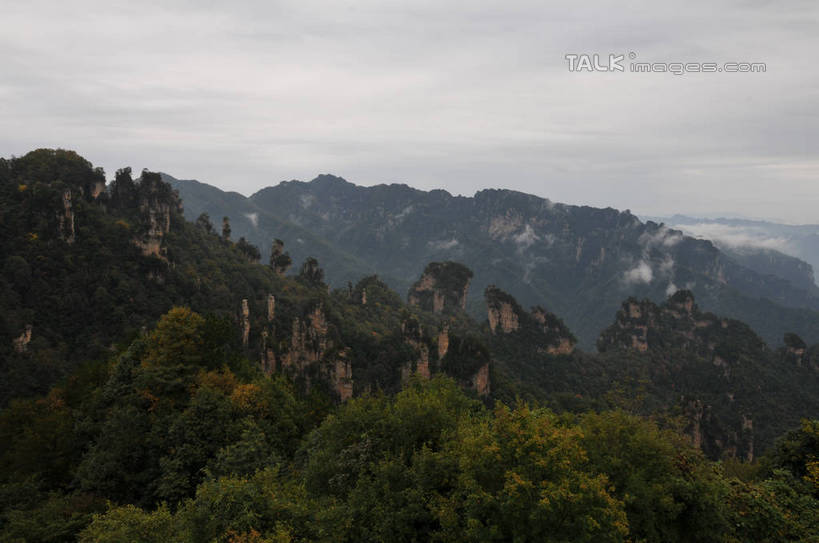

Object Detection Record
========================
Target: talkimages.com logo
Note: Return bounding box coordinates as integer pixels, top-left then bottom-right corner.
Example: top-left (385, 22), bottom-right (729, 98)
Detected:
top-left (565, 52), bottom-right (766, 75)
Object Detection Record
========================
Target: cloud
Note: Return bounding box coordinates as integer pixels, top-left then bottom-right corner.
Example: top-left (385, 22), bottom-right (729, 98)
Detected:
top-left (513, 224), bottom-right (539, 250)
top-left (666, 282), bottom-right (679, 296)
top-left (0, 1), bottom-right (817, 223)
top-left (673, 222), bottom-right (793, 253)
top-left (639, 226), bottom-right (683, 250)
top-left (244, 212), bottom-right (258, 227)
top-left (658, 254), bottom-right (675, 275)
top-left (624, 261), bottom-right (654, 284)
top-left (428, 238), bottom-right (459, 250)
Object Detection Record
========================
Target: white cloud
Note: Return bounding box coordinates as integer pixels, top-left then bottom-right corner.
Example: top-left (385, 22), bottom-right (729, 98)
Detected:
top-left (659, 254), bottom-right (675, 275)
top-left (639, 226), bottom-right (683, 250)
top-left (666, 282), bottom-right (679, 296)
top-left (428, 238), bottom-right (459, 250)
top-left (244, 212), bottom-right (258, 227)
top-left (624, 261), bottom-right (654, 284)
top-left (673, 222), bottom-right (793, 253)
top-left (513, 224), bottom-right (539, 250)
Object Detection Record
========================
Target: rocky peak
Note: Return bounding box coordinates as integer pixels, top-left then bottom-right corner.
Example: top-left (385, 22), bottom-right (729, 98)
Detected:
top-left (782, 333), bottom-right (807, 366)
top-left (485, 285), bottom-right (520, 334)
top-left (486, 286), bottom-right (576, 354)
top-left (597, 290), bottom-right (767, 368)
top-left (131, 172), bottom-right (181, 258)
top-left (408, 261), bottom-right (473, 314)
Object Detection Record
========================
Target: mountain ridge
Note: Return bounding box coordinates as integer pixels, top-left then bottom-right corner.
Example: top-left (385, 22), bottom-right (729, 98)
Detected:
top-left (169, 173), bottom-right (819, 349)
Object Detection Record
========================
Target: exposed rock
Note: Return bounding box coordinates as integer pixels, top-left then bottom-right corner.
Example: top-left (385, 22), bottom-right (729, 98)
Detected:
top-left (783, 333), bottom-right (807, 366)
top-left (437, 325), bottom-right (450, 360)
top-left (596, 290), bottom-right (764, 362)
top-left (241, 299), bottom-right (250, 347)
top-left (408, 262), bottom-right (473, 314)
top-left (267, 294), bottom-right (275, 322)
top-left (58, 189), bottom-right (75, 244)
top-left (334, 350), bottom-right (354, 401)
top-left (486, 286), bottom-right (576, 353)
top-left (281, 304), bottom-right (329, 371)
top-left (487, 289), bottom-right (519, 334)
top-left (686, 399), bottom-right (705, 449)
top-left (12, 325), bottom-right (32, 353)
top-left (133, 180), bottom-right (175, 258)
top-left (488, 212), bottom-right (523, 239)
top-left (401, 319), bottom-right (431, 382)
top-left (471, 362), bottom-right (490, 396)
top-left (531, 306), bottom-right (576, 354)
top-left (741, 414), bottom-right (754, 462)
top-left (90, 180), bottom-right (106, 199)
top-left (260, 330), bottom-right (275, 375)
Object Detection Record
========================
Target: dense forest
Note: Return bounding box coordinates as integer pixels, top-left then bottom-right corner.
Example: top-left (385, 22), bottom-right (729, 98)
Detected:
top-left (0, 150), bottom-right (817, 542)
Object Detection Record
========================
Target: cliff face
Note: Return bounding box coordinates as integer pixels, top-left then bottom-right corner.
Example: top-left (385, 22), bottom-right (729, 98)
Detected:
top-left (485, 285), bottom-right (576, 355)
top-left (408, 262), bottom-right (472, 314)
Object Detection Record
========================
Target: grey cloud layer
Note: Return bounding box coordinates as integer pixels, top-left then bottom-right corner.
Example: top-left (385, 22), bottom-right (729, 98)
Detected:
top-left (1, 0), bottom-right (817, 222)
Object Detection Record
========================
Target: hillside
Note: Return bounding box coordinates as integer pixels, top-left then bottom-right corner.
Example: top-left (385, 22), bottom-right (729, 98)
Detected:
top-left (0, 150), bottom-right (817, 541)
top-left (169, 174), bottom-right (819, 349)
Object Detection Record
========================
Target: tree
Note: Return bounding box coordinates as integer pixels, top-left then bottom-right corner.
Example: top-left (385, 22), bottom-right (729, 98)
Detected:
top-left (269, 239), bottom-right (292, 276)
top-left (297, 257), bottom-right (324, 287)
top-left (222, 216), bottom-right (231, 240)
top-left (196, 212), bottom-right (213, 233)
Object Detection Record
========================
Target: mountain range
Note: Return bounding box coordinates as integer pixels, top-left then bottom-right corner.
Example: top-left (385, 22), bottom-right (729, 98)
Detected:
top-left (166, 173), bottom-right (819, 349)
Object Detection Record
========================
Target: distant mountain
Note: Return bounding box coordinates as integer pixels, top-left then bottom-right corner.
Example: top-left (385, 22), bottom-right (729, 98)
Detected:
top-left (169, 174), bottom-right (819, 349)
top-left (649, 215), bottom-right (819, 288)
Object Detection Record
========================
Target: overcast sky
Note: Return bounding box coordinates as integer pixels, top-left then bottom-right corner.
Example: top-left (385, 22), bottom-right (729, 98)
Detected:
top-left (1, 1), bottom-right (817, 223)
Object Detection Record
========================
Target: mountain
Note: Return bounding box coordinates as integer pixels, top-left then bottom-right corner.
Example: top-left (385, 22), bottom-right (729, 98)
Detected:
top-left (169, 174), bottom-right (819, 349)
top-left (0, 151), bottom-right (491, 407)
top-left (651, 214), bottom-right (819, 288)
top-left (1, 150), bottom-right (818, 541)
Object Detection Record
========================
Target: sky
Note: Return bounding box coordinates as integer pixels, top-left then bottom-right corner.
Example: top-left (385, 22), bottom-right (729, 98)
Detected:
top-left (1, 0), bottom-right (817, 223)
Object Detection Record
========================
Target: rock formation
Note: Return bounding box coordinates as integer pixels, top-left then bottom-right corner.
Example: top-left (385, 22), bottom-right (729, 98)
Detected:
top-left (408, 261), bottom-right (473, 314)
top-left (132, 175), bottom-right (178, 258)
top-left (267, 294), bottom-right (275, 322)
top-left (401, 319), bottom-right (431, 382)
top-left (334, 350), bottom-right (354, 401)
top-left (597, 290), bottom-right (765, 367)
top-left (472, 362), bottom-right (490, 396)
top-left (486, 286), bottom-right (520, 334)
top-left (437, 325), bottom-right (450, 360)
top-left (12, 325), bottom-right (32, 353)
top-left (485, 286), bottom-right (576, 354)
top-left (241, 299), bottom-right (250, 347)
top-left (58, 189), bottom-right (75, 244)
top-left (280, 304), bottom-right (329, 371)
top-left (260, 330), bottom-right (275, 375)
top-left (783, 333), bottom-right (807, 366)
